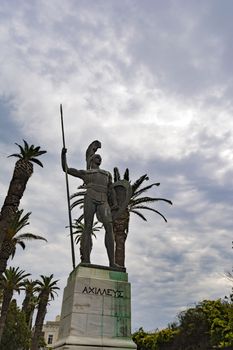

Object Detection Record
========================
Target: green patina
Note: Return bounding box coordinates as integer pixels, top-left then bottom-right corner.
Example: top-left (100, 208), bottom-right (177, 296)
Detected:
top-left (111, 281), bottom-right (131, 338)
top-left (109, 271), bottom-right (128, 281)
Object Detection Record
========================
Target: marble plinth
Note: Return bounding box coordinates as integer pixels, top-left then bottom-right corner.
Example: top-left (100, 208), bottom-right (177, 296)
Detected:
top-left (53, 264), bottom-right (136, 350)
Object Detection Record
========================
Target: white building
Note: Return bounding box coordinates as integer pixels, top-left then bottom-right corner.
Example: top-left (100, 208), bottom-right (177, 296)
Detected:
top-left (42, 315), bottom-right (60, 348)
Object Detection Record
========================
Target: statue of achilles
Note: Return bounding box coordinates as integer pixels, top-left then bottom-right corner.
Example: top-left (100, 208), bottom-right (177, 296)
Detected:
top-left (61, 141), bottom-right (119, 268)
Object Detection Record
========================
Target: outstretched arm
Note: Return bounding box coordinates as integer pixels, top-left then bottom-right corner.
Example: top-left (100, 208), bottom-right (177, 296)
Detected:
top-left (61, 148), bottom-right (86, 180)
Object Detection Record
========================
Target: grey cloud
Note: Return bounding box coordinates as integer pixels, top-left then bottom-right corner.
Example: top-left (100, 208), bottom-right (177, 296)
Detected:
top-left (120, 0), bottom-right (233, 100)
top-left (0, 0), bottom-right (232, 331)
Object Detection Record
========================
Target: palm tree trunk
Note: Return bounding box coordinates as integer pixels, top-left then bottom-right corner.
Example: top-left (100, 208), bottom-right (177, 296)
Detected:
top-left (0, 240), bottom-right (14, 279)
top-left (22, 292), bottom-right (31, 326)
top-left (0, 290), bottom-right (13, 341)
top-left (113, 210), bottom-right (129, 267)
top-left (0, 159), bottom-right (33, 249)
top-left (31, 294), bottom-right (48, 350)
top-left (28, 303), bottom-right (36, 330)
top-left (22, 294), bottom-right (36, 328)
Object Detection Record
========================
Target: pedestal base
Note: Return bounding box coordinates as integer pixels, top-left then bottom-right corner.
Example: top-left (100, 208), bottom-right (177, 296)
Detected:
top-left (53, 264), bottom-right (136, 350)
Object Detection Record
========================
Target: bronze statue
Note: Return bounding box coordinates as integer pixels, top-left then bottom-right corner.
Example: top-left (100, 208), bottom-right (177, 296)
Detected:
top-left (61, 141), bottom-right (119, 268)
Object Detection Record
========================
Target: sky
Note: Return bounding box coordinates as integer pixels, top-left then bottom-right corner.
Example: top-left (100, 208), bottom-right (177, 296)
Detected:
top-left (0, 0), bottom-right (232, 331)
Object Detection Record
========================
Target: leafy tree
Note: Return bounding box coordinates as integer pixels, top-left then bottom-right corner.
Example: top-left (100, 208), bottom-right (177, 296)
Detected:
top-left (132, 326), bottom-right (178, 350)
top-left (31, 274), bottom-right (59, 350)
top-left (205, 299), bottom-right (233, 348)
top-left (172, 299), bottom-right (233, 349)
top-left (224, 272), bottom-right (233, 302)
top-left (132, 327), bottom-right (149, 350)
top-left (0, 266), bottom-right (30, 341)
top-left (175, 302), bottom-right (211, 349)
top-left (133, 299), bottom-right (233, 350)
top-left (113, 168), bottom-right (172, 266)
top-left (0, 209), bottom-right (47, 277)
top-left (0, 140), bottom-right (46, 249)
top-left (0, 299), bottom-right (31, 350)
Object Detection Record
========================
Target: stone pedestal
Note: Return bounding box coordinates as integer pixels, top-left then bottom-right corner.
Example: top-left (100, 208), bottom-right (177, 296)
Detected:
top-left (53, 264), bottom-right (136, 350)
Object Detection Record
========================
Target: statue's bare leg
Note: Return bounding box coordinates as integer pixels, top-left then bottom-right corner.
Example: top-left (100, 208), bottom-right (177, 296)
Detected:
top-left (97, 203), bottom-right (117, 267)
top-left (81, 195), bottom-right (96, 263)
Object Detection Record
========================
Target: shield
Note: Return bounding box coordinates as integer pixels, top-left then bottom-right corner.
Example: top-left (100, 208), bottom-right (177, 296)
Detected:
top-left (111, 179), bottom-right (132, 221)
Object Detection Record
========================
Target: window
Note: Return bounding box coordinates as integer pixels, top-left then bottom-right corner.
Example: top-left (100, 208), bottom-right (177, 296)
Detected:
top-left (48, 334), bottom-right (53, 344)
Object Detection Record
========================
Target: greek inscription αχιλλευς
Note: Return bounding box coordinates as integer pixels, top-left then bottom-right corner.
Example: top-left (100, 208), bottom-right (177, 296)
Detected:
top-left (82, 286), bottom-right (124, 298)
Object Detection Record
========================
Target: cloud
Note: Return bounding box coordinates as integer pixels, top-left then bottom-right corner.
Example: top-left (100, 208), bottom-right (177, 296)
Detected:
top-left (0, 0), bottom-right (232, 332)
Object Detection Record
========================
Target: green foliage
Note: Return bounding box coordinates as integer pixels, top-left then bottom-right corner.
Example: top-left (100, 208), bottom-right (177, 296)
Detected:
top-left (133, 299), bottom-right (233, 350)
top-left (1, 266), bottom-right (30, 294)
top-left (0, 300), bottom-right (31, 350)
top-left (35, 274), bottom-right (59, 300)
top-left (5, 209), bottom-right (47, 258)
top-left (9, 139), bottom-right (47, 167)
top-left (132, 326), bottom-right (178, 350)
top-left (71, 216), bottom-right (102, 244)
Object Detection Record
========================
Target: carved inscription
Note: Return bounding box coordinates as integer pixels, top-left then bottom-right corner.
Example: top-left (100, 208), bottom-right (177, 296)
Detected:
top-left (82, 286), bottom-right (124, 298)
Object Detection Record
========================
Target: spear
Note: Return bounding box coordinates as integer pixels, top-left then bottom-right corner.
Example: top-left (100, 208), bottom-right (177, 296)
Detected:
top-left (60, 104), bottom-right (76, 270)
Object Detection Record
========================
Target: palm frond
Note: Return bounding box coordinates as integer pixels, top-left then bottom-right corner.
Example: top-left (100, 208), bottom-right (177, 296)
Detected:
top-left (75, 213), bottom-right (84, 223)
top-left (132, 183), bottom-right (160, 198)
top-left (7, 153), bottom-right (21, 159)
top-left (16, 143), bottom-right (25, 156)
top-left (30, 158), bottom-right (44, 167)
top-left (132, 205), bottom-right (168, 222)
top-left (70, 191), bottom-right (86, 200)
top-left (74, 235), bottom-right (82, 244)
top-left (70, 198), bottom-right (84, 210)
top-left (34, 150), bottom-right (47, 156)
top-left (23, 140), bottom-right (29, 152)
top-left (15, 233), bottom-right (47, 242)
top-left (72, 219), bottom-right (100, 245)
top-left (130, 197), bottom-right (160, 206)
top-left (10, 246), bottom-right (17, 259)
top-left (124, 168), bottom-right (129, 181)
top-left (224, 272), bottom-right (233, 282)
top-left (132, 174), bottom-right (149, 193)
top-left (130, 209), bottom-right (147, 221)
top-left (7, 210), bottom-right (31, 238)
top-left (2, 267), bottom-right (30, 290)
top-left (131, 196), bottom-right (172, 207)
top-left (114, 167), bottom-right (121, 182)
top-left (15, 240), bottom-right (26, 250)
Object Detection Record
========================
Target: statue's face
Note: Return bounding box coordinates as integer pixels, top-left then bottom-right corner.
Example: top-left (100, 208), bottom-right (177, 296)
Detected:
top-left (92, 154), bottom-right (102, 166)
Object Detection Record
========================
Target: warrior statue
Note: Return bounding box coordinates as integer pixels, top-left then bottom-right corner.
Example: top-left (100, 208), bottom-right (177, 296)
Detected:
top-left (61, 141), bottom-right (119, 268)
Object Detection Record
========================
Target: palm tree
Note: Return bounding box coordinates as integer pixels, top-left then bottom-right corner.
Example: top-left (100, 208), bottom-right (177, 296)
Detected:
top-left (71, 215), bottom-right (102, 262)
top-left (22, 279), bottom-right (39, 328)
top-left (0, 266), bottom-right (30, 341)
top-left (0, 140), bottom-right (46, 249)
top-left (31, 274), bottom-right (59, 350)
top-left (113, 168), bottom-right (172, 267)
top-left (0, 209), bottom-right (47, 277)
